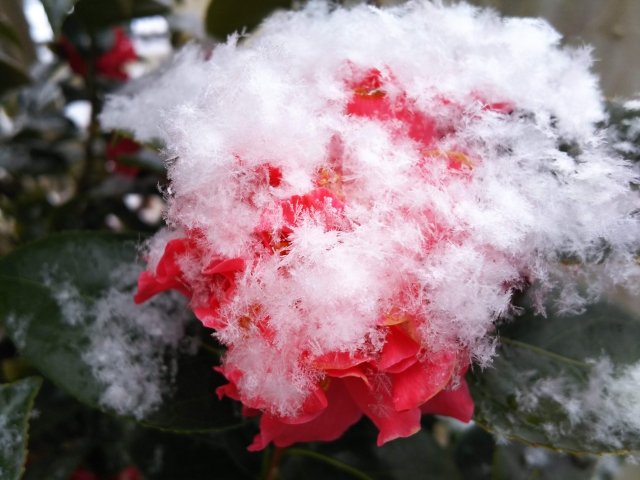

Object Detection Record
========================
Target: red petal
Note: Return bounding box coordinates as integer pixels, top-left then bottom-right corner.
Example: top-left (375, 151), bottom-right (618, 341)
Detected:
top-left (133, 271), bottom-right (191, 304)
top-left (383, 356), bottom-right (417, 374)
top-left (193, 308), bottom-right (225, 330)
top-left (203, 257), bottom-right (245, 276)
top-left (242, 405), bottom-right (261, 417)
top-left (111, 466), bottom-right (143, 480)
top-left (70, 469), bottom-right (100, 480)
top-left (379, 325), bottom-right (420, 372)
top-left (214, 366), bottom-right (242, 401)
top-left (302, 187), bottom-right (345, 212)
top-left (313, 351), bottom-right (373, 370)
top-left (279, 385), bottom-right (328, 425)
top-left (324, 365), bottom-right (370, 387)
top-left (134, 238), bottom-right (193, 303)
top-left (247, 378), bottom-right (362, 451)
top-left (420, 377), bottom-right (474, 423)
top-left (343, 375), bottom-right (421, 446)
top-left (392, 351), bottom-right (456, 411)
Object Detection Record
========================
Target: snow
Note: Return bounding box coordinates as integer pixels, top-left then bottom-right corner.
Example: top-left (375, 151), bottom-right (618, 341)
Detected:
top-left (101, 1), bottom-right (640, 419)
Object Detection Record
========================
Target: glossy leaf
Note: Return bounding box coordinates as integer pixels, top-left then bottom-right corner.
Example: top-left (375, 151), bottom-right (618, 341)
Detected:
top-left (0, 377), bottom-right (42, 480)
top-left (468, 287), bottom-right (640, 454)
top-left (40, 0), bottom-right (80, 35)
top-left (0, 232), bottom-right (240, 432)
top-left (205, 0), bottom-right (291, 40)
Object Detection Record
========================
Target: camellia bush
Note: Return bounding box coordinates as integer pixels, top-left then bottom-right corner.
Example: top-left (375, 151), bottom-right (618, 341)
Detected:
top-left (2, 0), bottom-right (640, 479)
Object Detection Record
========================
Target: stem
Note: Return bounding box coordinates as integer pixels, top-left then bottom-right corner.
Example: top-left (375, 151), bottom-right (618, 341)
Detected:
top-left (500, 337), bottom-right (593, 370)
top-left (78, 33), bottom-right (100, 194)
top-left (264, 446), bottom-right (285, 480)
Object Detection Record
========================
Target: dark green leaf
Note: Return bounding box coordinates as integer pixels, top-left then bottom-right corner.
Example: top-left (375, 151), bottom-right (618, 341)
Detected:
top-left (492, 440), bottom-right (596, 480)
top-left (453, 425), bottom-right (494, 480)
top-left (205, 0), bottom-right (291, 40)
top-left (280, 418), bottom-right (462, 480)
top-left (71, 0), bottom-right (171, 30)
top-left (40, 0), bottom-right (80, 36)
top-left (0, 232), bottom-right (241, 432)
top-left (468, 287), bottom-right (640, 454)
top-left (0, 20), bottom-right (23, 49)
top-left (116, 150), bottom-right (166, 175)
top-left (0, 53), bottom-right (30, 93)
top-left (0, 377), bottom-right (42, 480)
top-left (127, 426), bottom-right (253, 480)
top-left (23, 450), bottom-right (84, 480)
top-left (0, 0), bottom-right (36, 94)
top-left (28, 380), bottom-right (83, 439)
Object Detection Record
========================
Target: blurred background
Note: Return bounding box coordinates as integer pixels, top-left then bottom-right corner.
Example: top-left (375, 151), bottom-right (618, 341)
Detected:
top-left (0, 0), bottom-right (639, 479)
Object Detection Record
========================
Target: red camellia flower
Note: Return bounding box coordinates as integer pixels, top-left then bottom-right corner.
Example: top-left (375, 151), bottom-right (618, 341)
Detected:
top-left (106, 137), bottom-right (141, 177)
top-left (135, 66), bottom-right (494, 449)
top-left (60, 27), bottom-right (136, 81)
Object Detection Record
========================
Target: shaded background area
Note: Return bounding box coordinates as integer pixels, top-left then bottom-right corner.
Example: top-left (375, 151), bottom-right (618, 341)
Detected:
top-left (467, 0), bottom-right (640, 98)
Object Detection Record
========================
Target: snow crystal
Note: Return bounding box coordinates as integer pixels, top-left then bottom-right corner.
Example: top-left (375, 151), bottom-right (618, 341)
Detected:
top-left (102, 1), bottom-right (640, 418)
top-left (517, 358), bottom-right (640, 450)
top-left (4, 314), bottom-right (30, 350)
top-left (47, 265), bottom-right (192, 419)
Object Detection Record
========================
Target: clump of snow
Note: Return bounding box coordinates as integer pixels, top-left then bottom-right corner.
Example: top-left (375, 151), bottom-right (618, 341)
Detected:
top-left (606, 98), bottom-right (640, 164)
top-left (517, 358), bottom-right (640, 450)
top-left (0, 381), bottom-right (34, 475)
top-left (4, 314), bottom-right (30, 351)
top-left (47, 265), bottom-right (192, 419)
top-left (102, 1), bottom-right (640, 419)
top-left (100, 45), bottom-right (210, 144)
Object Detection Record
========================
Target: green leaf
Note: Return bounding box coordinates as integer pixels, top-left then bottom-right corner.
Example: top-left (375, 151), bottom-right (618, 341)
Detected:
top-left (452, 425), bottom-right (494, 480)
top-left (71, 0), bottom-right (171, 30)
top-left (116, 151), bottom-right (166, 175)
top-left (0, 0), bottom-right (35, 94)
top-left (205, 0), bottom-right (291, 40)
top-left (280, 418), bottom-right (462, 480)
top-left (0, 377), bottom-right (42, 480)
top-left (492, 440), bottom-right (596, 480)
top-left (23, 450), bottom-right (84, 480)
top-left (0, 52), bottom-right (30, 94)
top-left (0, 20), bottom-right (23, 49)
top-left (40, 0), bottom-right (80, 36)
top-left (127, 426), bottom-right (254, 480)
top-left (0, 232), bottom-right (241, 432)
top-left (468, 287), bottom-right (640, 454)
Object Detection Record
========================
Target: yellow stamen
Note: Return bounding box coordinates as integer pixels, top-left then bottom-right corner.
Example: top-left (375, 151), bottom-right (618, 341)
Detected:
top-left (319, 376), bottom-right (331, 391)
top-left (421, 150), bottom-right (473, 169)
top-left (353, 87), bottom-right (386, 98)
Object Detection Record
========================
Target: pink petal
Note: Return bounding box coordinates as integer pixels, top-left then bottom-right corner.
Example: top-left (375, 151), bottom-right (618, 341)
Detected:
top-left (247, 378), bottom-right (362, 451)
top-left (420, 377), bottom-right (474, 423)
top-left (392, 350), bottom-right (456, 411)
top-left (343, 375), bottom-right (421, 446)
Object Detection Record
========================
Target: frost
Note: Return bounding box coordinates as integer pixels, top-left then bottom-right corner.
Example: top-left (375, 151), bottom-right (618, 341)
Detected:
top-left (4, 314), bottom-right (30, 350)
top-left (47, 265), bottom-right (192, 419)
top-left (102, 1), bottom-right (640, 418)
top-left (517, 358), bottom-right (640, 450)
